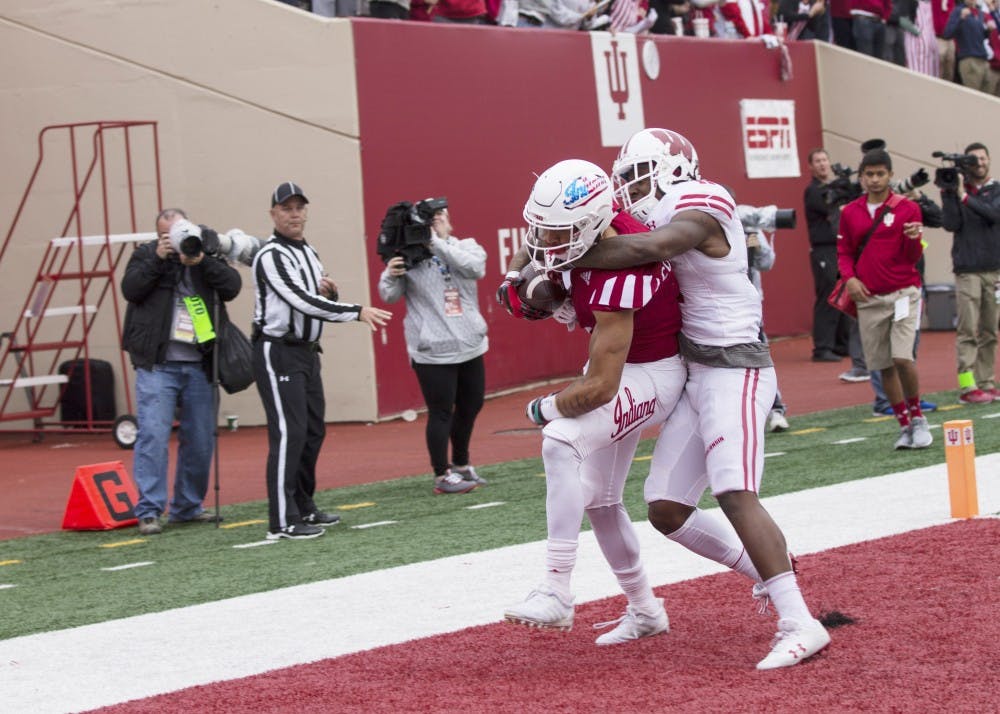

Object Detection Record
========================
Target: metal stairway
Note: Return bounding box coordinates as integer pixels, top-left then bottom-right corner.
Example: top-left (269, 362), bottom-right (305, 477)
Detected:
top-left (0, 121), bottom-right (162, 442)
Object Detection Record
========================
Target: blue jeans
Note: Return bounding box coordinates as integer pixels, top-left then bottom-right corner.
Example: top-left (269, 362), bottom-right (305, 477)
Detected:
top-left (132, 362), bottom-right (215, 520)
top-left (852, 16), bottom-right (885, 60)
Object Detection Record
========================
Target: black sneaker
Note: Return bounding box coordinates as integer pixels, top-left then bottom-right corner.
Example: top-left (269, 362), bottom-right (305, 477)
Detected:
top-left (302, 510), bottom-right (341, 527)
top-left (266, 523), bottom-right (325, 540)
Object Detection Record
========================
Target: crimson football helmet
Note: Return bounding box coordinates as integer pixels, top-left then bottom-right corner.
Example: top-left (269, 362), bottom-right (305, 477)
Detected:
top-left (523, 159), bottom-right (614, 272)
top-left (612, 128), bottom-right (701, 222)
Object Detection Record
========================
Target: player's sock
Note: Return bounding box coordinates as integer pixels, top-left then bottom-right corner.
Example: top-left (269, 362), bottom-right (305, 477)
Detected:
top-left (587, 503), bottom-right (659, 614)
top-left (544, 538), bottom-right (577, 602)
top-left (666, 508), bottom-right (762, 582)
top-left (892, 402), bottom-right (911, 427)
top-left (906, 395), bottom-right (923, 419)
top-left (614, 563), bottom-right (661, 615)
top-left (762, 570), bottom-right (813, 622)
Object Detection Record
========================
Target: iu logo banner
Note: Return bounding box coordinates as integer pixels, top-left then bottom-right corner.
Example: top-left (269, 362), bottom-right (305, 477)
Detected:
top-left (740, 99), bottom-right (801, 179)
top-left (591, 32), bottom-right (645, 148)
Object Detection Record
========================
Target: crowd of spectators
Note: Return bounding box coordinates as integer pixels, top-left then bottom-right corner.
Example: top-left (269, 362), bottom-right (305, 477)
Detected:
top-left (277, 0), bottom-right (1000, 96)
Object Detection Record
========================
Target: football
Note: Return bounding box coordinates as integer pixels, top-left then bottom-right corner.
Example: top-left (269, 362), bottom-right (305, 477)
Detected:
top-left (517, 263), bottom-right (568, 314)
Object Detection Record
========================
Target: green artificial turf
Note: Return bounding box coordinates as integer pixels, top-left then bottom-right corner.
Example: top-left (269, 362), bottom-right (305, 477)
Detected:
top-left (0, 390), bottom-right (997, 640)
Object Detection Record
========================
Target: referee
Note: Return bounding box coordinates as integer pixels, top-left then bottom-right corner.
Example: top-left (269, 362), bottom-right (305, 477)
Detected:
top-left (252, 181), bottom-right (392, 540)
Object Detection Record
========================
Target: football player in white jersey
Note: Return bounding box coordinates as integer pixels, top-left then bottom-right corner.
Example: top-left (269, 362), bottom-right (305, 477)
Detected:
top-left (575, 129), bottom-right (830, 670)
top-left (501, 159), bottom-right (687, 645)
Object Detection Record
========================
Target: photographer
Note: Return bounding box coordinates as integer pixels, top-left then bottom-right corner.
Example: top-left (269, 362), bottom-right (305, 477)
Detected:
top-left (803, 148), bottom-right (852, 363)
top-left (939, 142), bottom-right (1000, 403)
top-left (121, 208), bottom-right (242, 535)
top-left (377, 200), bottom-right (489, 495)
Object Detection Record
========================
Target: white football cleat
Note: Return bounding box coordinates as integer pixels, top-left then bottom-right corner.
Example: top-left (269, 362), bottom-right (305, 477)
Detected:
top-left (504, 585), bottom-right (574, 631)
top-left (756, 617), bottom-right (830, 670)
top-left (593, 598), bottom-right (669, 646)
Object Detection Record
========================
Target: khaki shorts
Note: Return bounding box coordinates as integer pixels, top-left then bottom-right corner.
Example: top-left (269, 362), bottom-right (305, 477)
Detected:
top-left (857, 286), bottom-right (921, 371)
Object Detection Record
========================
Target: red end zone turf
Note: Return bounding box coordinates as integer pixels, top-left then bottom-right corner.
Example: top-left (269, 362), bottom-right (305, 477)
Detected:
top-left (93, 518), bottom-right (999, 713)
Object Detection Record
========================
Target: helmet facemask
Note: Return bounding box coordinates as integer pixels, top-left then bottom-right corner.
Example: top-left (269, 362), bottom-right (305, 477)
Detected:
top-left (612, 160), bottom-right (659, 224)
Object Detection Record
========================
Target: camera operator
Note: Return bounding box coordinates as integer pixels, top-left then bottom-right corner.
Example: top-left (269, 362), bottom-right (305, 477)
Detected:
top-left (803, 148), bottom-right (852, 363)
top-left (121, 209), bottom-right (242, 535)
top-left (939, 142), bottom-right (1000, 403)
top-left (377, 199), bottom-right (489, 495)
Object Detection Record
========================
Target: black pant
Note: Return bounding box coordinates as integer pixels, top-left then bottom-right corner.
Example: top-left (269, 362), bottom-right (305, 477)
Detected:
top-left (810, 245), bottom-right (850, 356)
top-left (253, 340), bottom-right (325, 531)
top-left (412, 356), bottom-right (485, 477)
top-left (369, 1), bottom-right (409, 19)
top-left (831, 16), bottom-right (854, 51)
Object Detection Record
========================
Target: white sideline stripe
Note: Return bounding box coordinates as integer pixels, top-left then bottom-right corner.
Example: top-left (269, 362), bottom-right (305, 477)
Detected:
top-left (350, 520), bottom-right (397, 529)
top-left (982, 413), bottom-right (1000, 419)
top-left (832, 438), bottom-right (866, 444)
top-left (99, 562), bottom-right (154, 572)
top-left (0, 584), bottom-right (16, 590)
top-left (3, 454), bottom-right (1000, 714)
top-left (232, 541), bottom-right (278, 549)
top-left (466, 501), bottom-right (506, 510)
top-left (763, 451), bottom-right (785, 458)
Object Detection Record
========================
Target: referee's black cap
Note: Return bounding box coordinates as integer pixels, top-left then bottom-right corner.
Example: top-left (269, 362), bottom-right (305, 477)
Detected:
top-left (271, 181), bottom-right (309, 207)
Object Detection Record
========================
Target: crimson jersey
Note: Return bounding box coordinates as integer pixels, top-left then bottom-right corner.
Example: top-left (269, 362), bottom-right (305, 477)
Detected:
top-left (564, 211), bottom-right (682, 363)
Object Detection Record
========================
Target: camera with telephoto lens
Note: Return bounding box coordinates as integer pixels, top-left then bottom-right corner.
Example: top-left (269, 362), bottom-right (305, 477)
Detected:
top-left (167, 219), bottom-right (220, 258)
top-left (932, 151), bottom-right (980, 192)
top-left (737, 205), bottom-right (797, 234)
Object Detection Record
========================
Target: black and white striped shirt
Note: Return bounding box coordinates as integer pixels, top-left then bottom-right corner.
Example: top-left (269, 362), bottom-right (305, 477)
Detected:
top-left (252, 232), bottom-right (361, 342)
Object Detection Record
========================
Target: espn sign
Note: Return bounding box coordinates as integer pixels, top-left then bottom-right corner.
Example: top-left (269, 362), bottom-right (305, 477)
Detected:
top-left (740, 99), bottom-right (800, 179)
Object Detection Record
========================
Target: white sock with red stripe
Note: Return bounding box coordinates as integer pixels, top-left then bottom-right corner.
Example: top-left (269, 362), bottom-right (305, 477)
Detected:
top-left (763, 570), bottom-right (813, 622)
top-left (666, 508), bottom-right (761, 582)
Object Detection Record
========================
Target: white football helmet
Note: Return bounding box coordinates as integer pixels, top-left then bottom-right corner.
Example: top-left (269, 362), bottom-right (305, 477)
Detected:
top-left (612, 128), bottom-right (701, 222)
top-left (523, 159), bottom-right (614, 272)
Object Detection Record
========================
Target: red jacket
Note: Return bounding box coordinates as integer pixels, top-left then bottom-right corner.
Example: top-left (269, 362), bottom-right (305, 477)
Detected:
top-left (837, 192), bottom-right (923, 295)
top-left (932, 0), bottom-right (956, 36)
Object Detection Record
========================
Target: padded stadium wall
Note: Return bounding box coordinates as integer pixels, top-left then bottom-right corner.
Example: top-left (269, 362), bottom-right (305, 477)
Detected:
top-left (0, 1), bottom-right (370, 425)
top-left (5, 3), bottom-right (991, 423)
top-left (814, 42), bottom-right (1000, 293)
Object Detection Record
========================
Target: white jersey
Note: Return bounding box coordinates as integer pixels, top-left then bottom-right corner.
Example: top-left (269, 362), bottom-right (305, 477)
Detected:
top-left (646, 180), bottom-right (763, 346)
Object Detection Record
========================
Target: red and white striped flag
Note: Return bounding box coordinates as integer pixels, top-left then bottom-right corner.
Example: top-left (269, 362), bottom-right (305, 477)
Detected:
top-left (610, 0), bottom-right (639, 32)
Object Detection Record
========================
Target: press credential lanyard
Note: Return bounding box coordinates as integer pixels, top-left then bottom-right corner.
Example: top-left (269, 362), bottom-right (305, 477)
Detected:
top-left (182, 295), bottom-right (216, 343)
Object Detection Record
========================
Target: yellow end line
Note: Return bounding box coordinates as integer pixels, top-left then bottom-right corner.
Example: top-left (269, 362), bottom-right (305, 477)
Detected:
top-left (790, 427), bottom-right (827, 435)
top-left (337, 502), bottom-right (376, 510)
top-left (220, 519), bottom-right (267, 530)
top-left (0, 559), bottom-right (23, 566)
top-left (100, 540), bottom-right (146, 549)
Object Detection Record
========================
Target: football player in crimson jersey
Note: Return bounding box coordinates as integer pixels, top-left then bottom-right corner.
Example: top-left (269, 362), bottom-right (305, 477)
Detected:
top-left (573, 128), bottom-right (830, 669)
top-left (501, 159), bottom-right (687, 645)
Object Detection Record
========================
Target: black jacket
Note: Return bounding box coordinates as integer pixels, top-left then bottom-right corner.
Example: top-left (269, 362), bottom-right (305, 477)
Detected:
top-left (941, 180), bottom-right (1000, 274)
top-left (121, 241), bottom-right (242, 372)
top-left (804, 177), bottom-right (838, 248)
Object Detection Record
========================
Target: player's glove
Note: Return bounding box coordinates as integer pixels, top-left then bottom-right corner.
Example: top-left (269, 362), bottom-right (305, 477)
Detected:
top-left (497, 270), bottom-right (550, 321)
top-left (526, 393), bottom-right (562, 426)
top-left (551, 299), bottom-right (577, 332)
